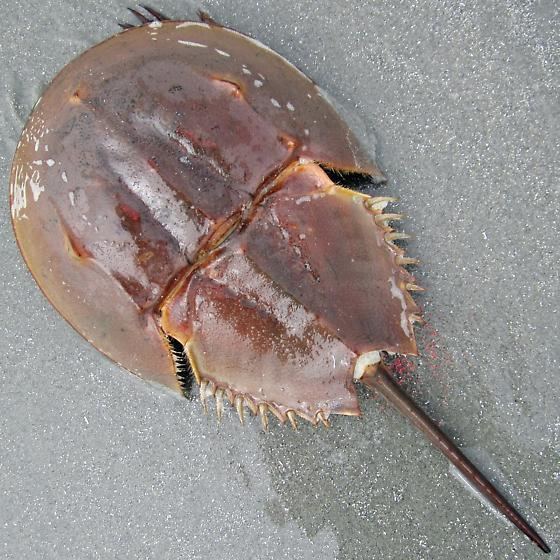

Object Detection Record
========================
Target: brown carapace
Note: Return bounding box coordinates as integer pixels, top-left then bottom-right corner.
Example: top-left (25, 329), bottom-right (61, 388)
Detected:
top-left (9, 7), bottom-right (550, 553)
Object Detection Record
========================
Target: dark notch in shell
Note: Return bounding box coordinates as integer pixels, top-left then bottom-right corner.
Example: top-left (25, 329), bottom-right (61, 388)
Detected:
top-left (165, 334), bottom-right (194, 397)
top-left (318, 164), bottom-right (378, 192)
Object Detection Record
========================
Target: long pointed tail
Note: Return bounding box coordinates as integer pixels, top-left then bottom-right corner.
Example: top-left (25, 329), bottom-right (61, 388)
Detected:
top-left (361, 364), bottom-right (550, 553)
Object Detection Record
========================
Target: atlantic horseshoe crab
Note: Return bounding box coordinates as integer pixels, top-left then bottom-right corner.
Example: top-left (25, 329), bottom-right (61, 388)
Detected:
top-left (8, 6), bottom-right (550, 553)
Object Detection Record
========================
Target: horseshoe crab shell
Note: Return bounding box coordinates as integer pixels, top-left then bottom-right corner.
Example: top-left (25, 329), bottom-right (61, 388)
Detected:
top-left (10, 18), bottom-right (410, 415)
top-left (9, 9), bottom-right (550, 554)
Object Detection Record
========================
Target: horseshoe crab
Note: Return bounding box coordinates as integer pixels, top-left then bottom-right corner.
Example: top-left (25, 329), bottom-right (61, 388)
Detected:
top-left (9, 6), bottom-right (550, 553)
